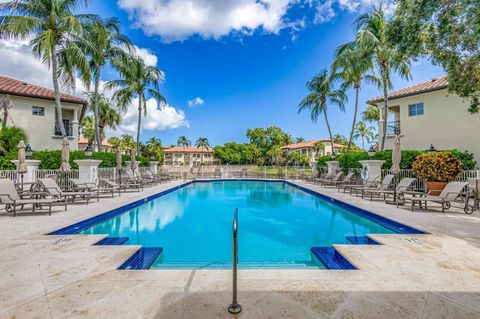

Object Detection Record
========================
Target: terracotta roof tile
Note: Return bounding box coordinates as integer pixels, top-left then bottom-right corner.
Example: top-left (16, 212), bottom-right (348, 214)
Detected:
top-left (164, 146), bottom-right (214, 153)
top-left (0, 75), bottom-right (87, 105)
top-left (368, 76), bottom-right (448, 104)
top-left (281, 139), bottom-right (343, 150)
top-left (78, 136), bottom-right (112, 147)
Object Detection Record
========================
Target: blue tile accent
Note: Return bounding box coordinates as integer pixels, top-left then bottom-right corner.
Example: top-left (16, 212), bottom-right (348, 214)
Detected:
top-left (311, 247), bottom-right (356, 270)
top-left (95, 237), bottom-right (129, 245)
top-left (118, 247), bottom-right (163, 270)
top-left (346, 236), bottom-right (381, 245)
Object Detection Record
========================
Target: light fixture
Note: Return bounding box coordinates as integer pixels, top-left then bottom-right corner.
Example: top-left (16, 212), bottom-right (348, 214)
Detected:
top-left (25, 144), bottom-right (33, 160)
top-left (85, 145), bottom-right (93, 159)
top-left (428, 144), bottom-right (437, 154)
top-left (368, 145), bottom-right (376, 159)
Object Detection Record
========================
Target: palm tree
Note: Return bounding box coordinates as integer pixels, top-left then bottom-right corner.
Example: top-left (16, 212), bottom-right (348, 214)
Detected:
top-left (353, 121), bottom-right (375, 149)
top-left (106, 55), bottom-right (166, 154)
top-left (298, 70), bottom-right (347, 155)
top-left (147, 137), bottom-right (162, 148)
top-left (81, 17), bottom-right (133, 152)
top-left (177, 136), bottom-right (191, 148)
top-left (81, 115), bottom-right (96, 146)
top-left (0, 0), bottom-right (95, 137)
top-left (195, 137), bottom-right (210, 164)
top-left (362, 105), bottom-right (380, 123)
top-left (353, 5), bottom-right (411, 151)
top-left (332, 43), bottom-right (380, 153)
top-left (294, 137), bottom-right (305, 143)
top-left (87, 93), bottom-right (121, 145)
top-left (120, 134), bottom-right (135, 151)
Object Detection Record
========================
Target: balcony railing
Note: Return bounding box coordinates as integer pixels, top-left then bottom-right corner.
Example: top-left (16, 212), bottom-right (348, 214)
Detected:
top-left (387, 120), bottom-right (401, 136)
top-left (54, 122), bottom-right (73, 137)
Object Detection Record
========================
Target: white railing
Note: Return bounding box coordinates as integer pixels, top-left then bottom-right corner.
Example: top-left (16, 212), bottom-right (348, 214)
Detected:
top-left (0, 170), bottom-right (18, 181)
top-left (98, 167), bottom-right (116, 181)
top-left (34, 169), bottom-right (79, 189)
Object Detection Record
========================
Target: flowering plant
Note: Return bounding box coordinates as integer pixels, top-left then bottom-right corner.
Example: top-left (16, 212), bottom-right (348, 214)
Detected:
top-left (412, 152), bottom-right (463, 182)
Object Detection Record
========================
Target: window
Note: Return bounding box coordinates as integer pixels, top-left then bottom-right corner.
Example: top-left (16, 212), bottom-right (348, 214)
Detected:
top-left (32, 106), bottom-right (45, 116)
top-left (408, 103), bottom-right (424, 117)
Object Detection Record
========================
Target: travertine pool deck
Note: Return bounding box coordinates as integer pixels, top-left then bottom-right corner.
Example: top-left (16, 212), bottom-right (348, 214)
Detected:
top-left (1, 179), bottom-right (480, 318)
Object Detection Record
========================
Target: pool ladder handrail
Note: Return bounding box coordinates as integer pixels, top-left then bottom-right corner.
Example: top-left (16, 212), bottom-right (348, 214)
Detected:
top-left (228, 208), bottom-right (242, 314)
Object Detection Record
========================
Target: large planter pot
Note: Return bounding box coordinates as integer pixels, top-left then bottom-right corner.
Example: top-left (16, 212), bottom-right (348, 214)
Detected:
top-left (427, 181), bottom-right (448, 196)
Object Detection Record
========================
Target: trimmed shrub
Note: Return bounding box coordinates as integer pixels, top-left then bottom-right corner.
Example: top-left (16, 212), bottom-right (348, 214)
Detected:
top-left (0, 150), bottom-right (17, 170)
top-left (317, 155), bottom-right (333, 167)
top-left (337, 152), bottom-right (369, 174)
top-left (374, 150), bottom-right (425, 170)
top-left (412, 152), bottom-right (463, 182)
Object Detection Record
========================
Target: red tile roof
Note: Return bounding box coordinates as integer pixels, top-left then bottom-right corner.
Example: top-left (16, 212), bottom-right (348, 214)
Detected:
top-left (164, 146), bottom-right (214, 153)
top-left (78, 136), bottom-right (113, 147)
top-left (368, 76), bottom-right (448, 104)
top-left (281, 139), bottom-right (343, 150)
top-left (0, 75), bottom-right (87, 105)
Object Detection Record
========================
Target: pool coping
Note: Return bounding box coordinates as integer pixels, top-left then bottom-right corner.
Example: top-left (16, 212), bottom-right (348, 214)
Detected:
top-left (49, 179), bottom-right (426, 236)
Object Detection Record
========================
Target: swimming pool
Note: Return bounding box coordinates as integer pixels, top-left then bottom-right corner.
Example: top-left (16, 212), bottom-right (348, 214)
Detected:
top-left (71, 180), bottom-right (422, 269)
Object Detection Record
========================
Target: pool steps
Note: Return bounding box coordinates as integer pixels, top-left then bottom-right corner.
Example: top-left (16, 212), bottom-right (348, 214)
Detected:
top-left (345, 236), bottom-right (381, 245)
top-left (95, 237), bottom-right (129, 245)
top-left (118, 247), bottom-right (163, 270)
top-left (310, 247), bottom-right (356, 270)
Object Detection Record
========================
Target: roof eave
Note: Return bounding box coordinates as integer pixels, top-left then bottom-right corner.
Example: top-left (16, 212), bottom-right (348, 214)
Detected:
top-left (367, 85), bottom-right (449, 105)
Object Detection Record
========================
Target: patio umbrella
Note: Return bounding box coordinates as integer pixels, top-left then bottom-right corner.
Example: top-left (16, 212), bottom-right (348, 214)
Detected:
top-left (60, 137), bottom-right (71, 173)
top-left (17, 140), bottom-right (27, 186)
top-left (130, 149), bottom-right (137, 173)
top-left (116, 148), bottom-right (122, 183)
top-left (391, 135), bottom-right (401, 202)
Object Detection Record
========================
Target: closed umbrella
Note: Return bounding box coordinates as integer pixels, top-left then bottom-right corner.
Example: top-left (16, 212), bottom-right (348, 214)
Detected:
top-left (116, 148), bottom-right (122, 183)
top-left (60, 137), bottom-right (71, 173)
top-left (130, 149), bottom-right (137, 173)
top-left (391, 135), bottom-right (401, 202)
top-left (17, 140), bottom-right (27, 187)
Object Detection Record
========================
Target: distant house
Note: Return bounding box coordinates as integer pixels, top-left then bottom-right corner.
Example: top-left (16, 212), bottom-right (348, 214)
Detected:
top-left (163, 146), bottom-right (220, 166)
top-left (0, 76), bottom-right (87, 151)
top-left (78, 136), bottom-right (115, 153)
top-left (368, 76), bottom-right (480, 161)
top-left (281, 139), bottom-right (343, 163)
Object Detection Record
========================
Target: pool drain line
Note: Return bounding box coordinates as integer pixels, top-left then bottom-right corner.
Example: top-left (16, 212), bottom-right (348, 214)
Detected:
top-left (228, 208), bottom-right (242, 314)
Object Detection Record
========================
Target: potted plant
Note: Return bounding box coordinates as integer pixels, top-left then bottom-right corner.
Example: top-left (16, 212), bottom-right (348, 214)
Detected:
top-left (412, 152), bottom-right (463, 195)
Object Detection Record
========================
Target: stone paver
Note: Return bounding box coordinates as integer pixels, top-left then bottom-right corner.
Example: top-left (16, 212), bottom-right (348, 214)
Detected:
top-left (1, 179), bottom-right (480, 318)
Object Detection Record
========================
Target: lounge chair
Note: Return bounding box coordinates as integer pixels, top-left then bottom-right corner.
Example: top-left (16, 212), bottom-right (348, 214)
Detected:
top-left (323, 172), bottom-right (355, 187)
top-left (352, 174), bottom-right (395, 197)
top-left (315, 172), bottom-right (342, 186)
top-left (362, 177), bottom-right (417, 201)
top-left (339, 175), bottom-right (380, 194)
top-left (38, 178), bottom-right (96, 204)
top-left (0, 179), bottom-right (66, 216)
top-left (70, 179), bottom-right (119, 198)
top-left (403, 181), bottom-right (473, 213)
top-left (214, 168), bottom-right (221, 179)
top-left (313, 172), bottom-right (334, 185)
top-left (125, 169), bottom-right (150, 187)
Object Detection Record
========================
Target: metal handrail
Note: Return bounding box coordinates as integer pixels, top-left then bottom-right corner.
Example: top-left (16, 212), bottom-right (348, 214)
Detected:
top-left (228, 208), bottom-right (242, 314)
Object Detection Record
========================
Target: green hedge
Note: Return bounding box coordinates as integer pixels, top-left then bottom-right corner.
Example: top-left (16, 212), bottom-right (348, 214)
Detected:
top-left (317, 149), bottom-right (477, 173)
top-left (0, 150), bottom-right (17, 170)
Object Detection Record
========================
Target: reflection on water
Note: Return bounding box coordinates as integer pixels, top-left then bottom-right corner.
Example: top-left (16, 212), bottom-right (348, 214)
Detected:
top-left (81, 181), bottom-right (395, 268)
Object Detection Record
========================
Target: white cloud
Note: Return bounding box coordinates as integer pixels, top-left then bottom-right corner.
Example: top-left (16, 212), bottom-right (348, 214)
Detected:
top-left (112, 98), bottom-right (189, 136)
top-left (187, 97), bottom-right (205, 107)
top-left (133, 45), bottom-right (158, 66)
top-left (311, 0), bottom-right (397, 23)
top-left (118, 0), bottom-right (296, 42)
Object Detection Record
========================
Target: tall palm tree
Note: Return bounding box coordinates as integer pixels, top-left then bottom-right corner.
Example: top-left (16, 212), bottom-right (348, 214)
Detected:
top-left (0, 0), bottom-right (96, 137)
top-left (106, 55), bottom-right (166, 154)
top-left (353, 121), bottom-right (375, 149)
top-left (87, 93), bottom-right (121, 144)
top-left (332, 43), bottom-right (380, 153)
top-left (353, 5), bottom-right (411, 151)
top-left (120, 134), bottom-right (135, 151)
top-left (81, 17), bottom-right (133, 151)
top-left (147, 137), bottom-right (162, 148)
top-left (298, 70), bottom-right (347, 155)
top-left (195, 137), bottom-right (210, 164)
top-left (177, 136), bottom-right (191, 148)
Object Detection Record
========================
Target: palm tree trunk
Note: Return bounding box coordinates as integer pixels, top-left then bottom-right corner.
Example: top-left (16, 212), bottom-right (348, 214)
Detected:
top-left (347, 85), bottom-right (360, 153)
top-left (51, 45), bottom-right (66, 137)
top-left (380, 67), bottom-right (389, 151)
top-left (136, 94), bottom-right (142, 154)
top-left (323, 108), bottom-right (335, 156)
top-left (93, 68), bottom-right (102, 152)
top-left (362, 136), bottom-right (365, 149)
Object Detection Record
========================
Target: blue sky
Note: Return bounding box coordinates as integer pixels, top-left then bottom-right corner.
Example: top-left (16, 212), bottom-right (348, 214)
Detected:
top-left (77, 1), bottom-right (442, 147)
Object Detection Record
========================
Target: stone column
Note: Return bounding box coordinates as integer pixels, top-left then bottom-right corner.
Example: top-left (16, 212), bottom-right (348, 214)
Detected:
top-left (74, 159), bottom-right (102, 184)
top-left (149, 161), bottom-right (159, 175)
top-left (11, 159), bottom-right (41, 183)
top-left (358, 160), bottom-right (386, 181)
top-left (325, 161), bottom-right (340, 175)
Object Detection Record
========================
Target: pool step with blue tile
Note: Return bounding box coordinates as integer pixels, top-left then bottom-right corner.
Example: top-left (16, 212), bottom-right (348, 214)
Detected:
top-left (118, 247), bottom-right (163, 270)
top-left (346, 236), bottom-right (381, 245)
top-left (95, 237), bottom-right (129, 246)
top-left (311, 247), bottom-right (356, 270)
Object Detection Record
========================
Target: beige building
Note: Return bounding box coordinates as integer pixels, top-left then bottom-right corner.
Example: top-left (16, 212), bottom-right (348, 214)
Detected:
top-left (78, 136), bottom-right (115, 153)
top-left (281, 139), bottom-right (343, 163)
top-left (163, 146), bottom-right (220, 166)
top-left (368, 76), bottom-right (480, 161)
top-left (0, 76), bottom-right (87, 151)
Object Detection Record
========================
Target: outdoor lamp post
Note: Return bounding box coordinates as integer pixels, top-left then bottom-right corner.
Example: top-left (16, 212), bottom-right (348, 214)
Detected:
top-left (85, 145), bottom-right (93, 159)
top-left (368, 145), bottom-right (376, 159)
top-left (428, 144), bottom-right (437, 154)
top-left (25, 144), bottom-right (33, 160)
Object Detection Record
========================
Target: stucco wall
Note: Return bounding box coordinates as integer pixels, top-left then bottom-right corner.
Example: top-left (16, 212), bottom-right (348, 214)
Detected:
top-left (3, 94), bottom-right (83, 151)
top-left (375, 89), bottom-right (480, 162)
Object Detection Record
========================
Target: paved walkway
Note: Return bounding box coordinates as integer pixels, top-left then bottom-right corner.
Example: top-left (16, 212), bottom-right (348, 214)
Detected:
top-left (1, 179), bottom-right (479, 318)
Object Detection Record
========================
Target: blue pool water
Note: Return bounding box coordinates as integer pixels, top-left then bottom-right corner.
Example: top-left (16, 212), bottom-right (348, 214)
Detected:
top-left (80, 181), bottom-right (396, 268)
